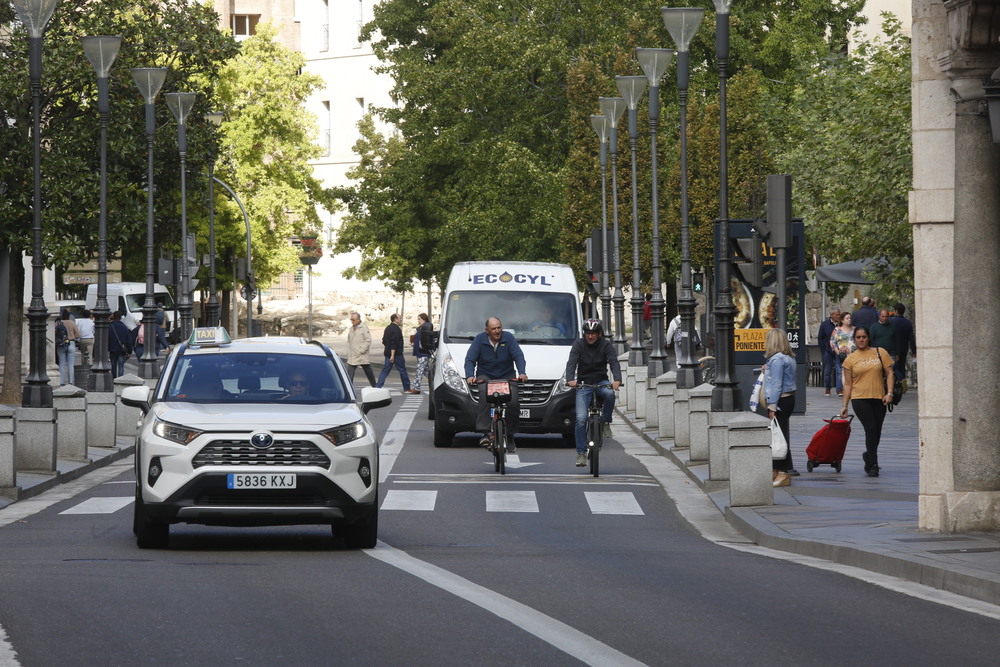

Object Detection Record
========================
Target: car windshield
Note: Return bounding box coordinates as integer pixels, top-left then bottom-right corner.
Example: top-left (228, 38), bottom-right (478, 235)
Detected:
top-left (163, 352), bottom-right (349, 404)
top-left (443, 291), bottom-right (578, 345)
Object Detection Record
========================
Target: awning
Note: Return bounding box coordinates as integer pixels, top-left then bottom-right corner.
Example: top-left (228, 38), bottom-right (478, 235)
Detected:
top-left (815, 259), bottom-right (879, 285)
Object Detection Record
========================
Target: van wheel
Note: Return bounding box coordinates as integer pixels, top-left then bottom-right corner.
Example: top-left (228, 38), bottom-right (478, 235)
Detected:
top-left (433, 424), bottom-right (453, 448)
top-left (427, 387), bottom-right (436, 420)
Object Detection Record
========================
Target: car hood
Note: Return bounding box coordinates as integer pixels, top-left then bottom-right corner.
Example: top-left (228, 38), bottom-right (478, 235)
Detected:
top-left (150, 401), bottom-right (365, 430)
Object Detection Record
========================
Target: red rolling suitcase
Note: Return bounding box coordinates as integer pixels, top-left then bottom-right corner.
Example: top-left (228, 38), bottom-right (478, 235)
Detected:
top-left (805, 415), bottom-right (853, 472)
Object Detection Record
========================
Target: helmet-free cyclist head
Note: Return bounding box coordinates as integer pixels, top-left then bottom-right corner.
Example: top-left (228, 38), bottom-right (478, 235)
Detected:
top-left (582, 318), bottom-right (603, 335)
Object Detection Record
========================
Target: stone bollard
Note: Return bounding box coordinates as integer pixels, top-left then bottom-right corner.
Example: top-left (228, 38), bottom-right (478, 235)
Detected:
top-left (618, 353), bottom-right (630, 410)
top-left (115, 374), bottom-right (146, 438)
top-left (687, 383), bottom-right (713, 463)
top-left (727, 412), bottom-right (774, 507)
top-left (87, 389), bottom-right (118, 449)
top-left (14, 406), bottom-right (57, 474)
top-left (0, 407), bottom-right (17, 499)
top-left (633, 366), bottom-right (648, 420)
top-left (672, 384), bottom-right (690, 448)
top-left (656, 372), bottom-right (677, 440)
top-left (645, 373), bottom-right (660, 431)
top-left (709, 411), bottom-right (734, 482)
top-left (53, 384), bottom-right (89, 463)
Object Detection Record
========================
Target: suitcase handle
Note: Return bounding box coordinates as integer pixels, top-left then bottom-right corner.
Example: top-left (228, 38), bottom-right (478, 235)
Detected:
top-left (824, 415), bottom-right (854, 424)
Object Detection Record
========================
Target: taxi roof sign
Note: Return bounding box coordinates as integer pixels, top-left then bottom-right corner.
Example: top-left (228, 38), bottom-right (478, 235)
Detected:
top-left (189, 326), bottom-right (232, 347)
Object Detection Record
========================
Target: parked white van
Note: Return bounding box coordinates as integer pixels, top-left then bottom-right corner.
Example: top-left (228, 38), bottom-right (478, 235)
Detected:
top-left (428, 261), bottom-right (582, 447)
top-left (85, 282), bottom-right (174, 331)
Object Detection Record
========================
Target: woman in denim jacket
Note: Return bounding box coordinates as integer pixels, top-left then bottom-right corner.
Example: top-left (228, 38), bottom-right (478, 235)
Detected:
top-left (763, 328), bottom-right (797, 485)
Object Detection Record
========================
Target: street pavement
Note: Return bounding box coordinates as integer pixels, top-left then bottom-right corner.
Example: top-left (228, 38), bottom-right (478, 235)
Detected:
top-left (4, 334), bottom-right (1000, 609)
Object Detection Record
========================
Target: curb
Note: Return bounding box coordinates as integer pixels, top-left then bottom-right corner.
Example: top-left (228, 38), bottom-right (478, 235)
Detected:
top-left (10, 444), bottom-right (135, 503)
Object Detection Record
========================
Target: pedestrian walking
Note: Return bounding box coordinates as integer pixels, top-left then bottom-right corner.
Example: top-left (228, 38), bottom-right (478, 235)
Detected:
top-left (107, 311), bottom-right (133, 378)
top-left (55, 310), bottom-right (80, 386)
top-left (346, 312), bottom-right (377, 386)
top-left (829, 312), bottom-right (856, 397)
top-left (409, 313), bottom-right (432, 394)
top-left (869, 309), bottom-right (896, 359)
top-left (376, 313), bottom-right (411, 391)
top-left (817, 308), bottom-right (841, 396)
top-left (76, 309), bottom-right (95, 366)
top-left (840, 325), bottom-right (895, 477)
top-left (763, 328), bottom-right (797, 485)
top-left (851, 296), bottom-right (878, 330)
top-left (891, 302), bottom-right (916, 382)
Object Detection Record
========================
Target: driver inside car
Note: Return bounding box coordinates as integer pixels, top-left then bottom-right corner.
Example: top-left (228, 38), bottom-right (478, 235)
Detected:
top-left (527, 305), bottom-right (568, 337)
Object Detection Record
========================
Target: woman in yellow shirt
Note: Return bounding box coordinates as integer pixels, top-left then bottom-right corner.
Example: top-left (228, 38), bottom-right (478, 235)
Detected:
top-left (840, 326), bottom-right (895, 477)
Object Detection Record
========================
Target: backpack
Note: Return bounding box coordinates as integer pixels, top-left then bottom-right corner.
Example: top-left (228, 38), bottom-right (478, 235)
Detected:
top-left (672, 321), bottom-right (701, 350)
top-left (55, 322), bottom-right (68, 347)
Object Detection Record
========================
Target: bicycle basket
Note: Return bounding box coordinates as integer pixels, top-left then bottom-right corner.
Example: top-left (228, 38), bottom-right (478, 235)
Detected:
top-left (486, 380), bottom-right (511, 404)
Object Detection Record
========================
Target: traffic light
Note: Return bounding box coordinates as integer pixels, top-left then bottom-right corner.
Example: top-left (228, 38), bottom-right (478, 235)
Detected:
top-left (692, 272), bottom-right (705, 293)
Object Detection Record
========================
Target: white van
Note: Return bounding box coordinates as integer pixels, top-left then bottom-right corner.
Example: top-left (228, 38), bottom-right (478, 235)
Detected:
top-left (85, 282), bottom-right (174, 331)
top-left (428, 261), bottom-right (582, 447)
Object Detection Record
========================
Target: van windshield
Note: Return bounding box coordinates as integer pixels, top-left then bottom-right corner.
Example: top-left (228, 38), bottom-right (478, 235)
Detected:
top-left (443, 292), bottom-right (578, 345)
top-left (125, 291), bottom-right (174, 312)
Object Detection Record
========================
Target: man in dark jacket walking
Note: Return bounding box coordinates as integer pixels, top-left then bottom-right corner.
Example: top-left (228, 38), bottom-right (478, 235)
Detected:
top-left (891, 302), bottom-right (916, 381)
top-left (565, 318), bottom-right (622, 466)
top-left (376, 313), bottom-right (411, 391)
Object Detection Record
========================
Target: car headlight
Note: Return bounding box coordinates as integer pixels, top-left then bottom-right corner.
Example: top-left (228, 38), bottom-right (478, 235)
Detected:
top-left (553, 375), bottom-right (571, 394)
top-left (320, 420), bottom-right (367, 446)
top-left (442, 353), bottom-right (468, 394)
top-left (152, 418), bottom-right (203, 445)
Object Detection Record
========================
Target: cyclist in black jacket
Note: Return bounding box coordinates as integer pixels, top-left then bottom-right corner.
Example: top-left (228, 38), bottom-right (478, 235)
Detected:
top-left (565, 319), bottom-right (622, 466)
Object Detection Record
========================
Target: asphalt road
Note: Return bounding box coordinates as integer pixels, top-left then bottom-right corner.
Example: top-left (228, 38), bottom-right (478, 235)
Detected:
top-left (1, 389), bottom-right (999, 665)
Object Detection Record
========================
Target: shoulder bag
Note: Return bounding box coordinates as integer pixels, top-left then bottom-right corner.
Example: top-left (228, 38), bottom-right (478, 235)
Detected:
top-left (877, 347), bottom-right (903, 412)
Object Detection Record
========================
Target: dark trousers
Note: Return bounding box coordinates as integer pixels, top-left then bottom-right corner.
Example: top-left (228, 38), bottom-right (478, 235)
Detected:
top-left (376, 355), bottom-right (410, 390)
top-left (347, 363), bottom-right (376, 386)
top-left (822, 352), bottom-right (837, 390)
top-left (475, 376), bottom-right (521, 435)
top-left (773, 394), bottom-right (795, 471)
top-left (851, 398), bottom-right (887, 467)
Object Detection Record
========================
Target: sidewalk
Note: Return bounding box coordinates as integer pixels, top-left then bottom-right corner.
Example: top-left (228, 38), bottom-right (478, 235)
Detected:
top-left (620, 382), bottom-right (1000, 606)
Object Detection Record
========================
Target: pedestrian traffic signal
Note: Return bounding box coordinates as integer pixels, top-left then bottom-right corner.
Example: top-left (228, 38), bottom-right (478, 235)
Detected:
top-left (692, 272), bottom-right (704, 293)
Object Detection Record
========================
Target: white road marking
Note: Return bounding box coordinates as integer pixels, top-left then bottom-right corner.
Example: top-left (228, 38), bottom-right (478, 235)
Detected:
top-left (378, 400), bottom-right (418, 484)
top-left (486, 490), bottom-right (538, 513)
top-left (366, 543), bottom-right (646, 667)
top-left (584, 492), bottom-right (644, 515)
top-left (381, 490), bottom-right (437, 511)
top-left (0, 624), bottom-right (18, 667)
top-left (58, 496), bottom-right (134, 515)
top-left (495, 454), bottom-right (542, 470)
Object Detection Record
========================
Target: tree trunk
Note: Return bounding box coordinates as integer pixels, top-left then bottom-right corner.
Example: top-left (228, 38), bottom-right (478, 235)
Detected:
top-left (1, 257), bottom-right (25, 404)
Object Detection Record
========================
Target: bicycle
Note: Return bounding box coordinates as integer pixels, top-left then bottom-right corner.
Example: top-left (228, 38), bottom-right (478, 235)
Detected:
top-left (480, 379), bottom-right (517, 475)
top-left (576, 382), bottom-right (609, 477)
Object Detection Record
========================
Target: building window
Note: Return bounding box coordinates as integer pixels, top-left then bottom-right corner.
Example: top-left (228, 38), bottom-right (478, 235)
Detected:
top-left (320, 101), bottom-right (331, 156)
top-left (321, 0), bottom-right (329, 51)
top-left (232, 15), bottom-right (260, 41)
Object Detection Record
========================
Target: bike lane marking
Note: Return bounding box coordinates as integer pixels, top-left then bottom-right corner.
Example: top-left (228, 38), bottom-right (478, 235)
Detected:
top-left (366, 542), bottom-right (646, 667)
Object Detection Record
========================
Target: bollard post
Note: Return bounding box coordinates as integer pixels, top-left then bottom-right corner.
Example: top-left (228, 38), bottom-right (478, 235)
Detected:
top-left (114, 374), bottom-right (147, 438)
top-left (727, 412), bottom-right (774, 507)
top-left (53, 384), bottom-right (89, 463)
top-left (14, 406), bottom-right (57, 474)
top-left (0, 407), bottom-right (17, 499)
top-left (656, 372), bottom-right (676, 440)
top-left (633, 366), bottom-right (648, 420)
top-left (687, 383), bottom-right (713, 462)
top-left (87, 390), bottom-right (118, 449)
top-left (672, 384), bottom-right (690, 448)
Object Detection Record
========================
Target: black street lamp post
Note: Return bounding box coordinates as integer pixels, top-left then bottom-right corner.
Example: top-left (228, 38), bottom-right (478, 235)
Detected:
top-left (131, 67), bottom-right (168, 379)
top-left (616, 75), bottom-right (649, 367)
top-left (636, 47), bottom-right (675, 377)
top-left (710, 0), bottom-right (742, 410)
top-left (165, 92), bottom-right (198, 340)
top-left (662, 7), bottom-right (705, 389)
top-left (589, 114), bottom-right (614, 335)
top-left (13, 0), bottom-right (59, 408)
top-left (598, 96), bottom-right (628, 355)
top-left (81, 35), bottom-right (122, 393)
top-left (204, 111), bottom-right (224, 327)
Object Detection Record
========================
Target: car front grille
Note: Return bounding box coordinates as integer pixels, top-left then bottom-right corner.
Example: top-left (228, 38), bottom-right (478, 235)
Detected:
top-left (471, 380), bottom-right (555, 406)
top-left (192, 439), bottom-right (331, 468)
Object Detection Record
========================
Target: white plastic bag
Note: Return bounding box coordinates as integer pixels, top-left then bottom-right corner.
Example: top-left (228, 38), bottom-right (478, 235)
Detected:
top-left (748, 371), bottom-right (765, 412)
top-left (770, 418), bottom-right (788, 460)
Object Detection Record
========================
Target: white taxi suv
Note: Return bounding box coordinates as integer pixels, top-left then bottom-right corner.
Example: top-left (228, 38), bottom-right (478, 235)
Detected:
top-left (120, 327), bottom-right (391, 549)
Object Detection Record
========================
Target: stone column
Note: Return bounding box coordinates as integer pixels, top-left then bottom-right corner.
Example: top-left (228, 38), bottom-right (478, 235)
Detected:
top-left (53, 385), bottom-right (89, 463)
top-left (645, 374), bottom-right (660, 431)
top-left (115, 374), bottom-right (147, 438)
top-left (687, 383), bottom-right (712, 462)
top-left (708, 411), bottom-right (732, 482)
top-left (633, 366), bottom-right (648, 420)
top-left (656, 372), bottom-right (677, 440)
top-left (87, 390), bottom-right (118, 449)
top-left (672, 385), bottom-right (690, 448)
top-left (728, 412), bottom-right (773, 507)
top-left (0, 407), bottom-right (17, 499)
top-left (14, 407), bottom-right (57, 473)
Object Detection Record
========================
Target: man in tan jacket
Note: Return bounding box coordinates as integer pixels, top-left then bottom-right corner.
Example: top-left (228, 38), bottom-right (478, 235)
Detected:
top-left (346, 312), bottom-right (377, 386)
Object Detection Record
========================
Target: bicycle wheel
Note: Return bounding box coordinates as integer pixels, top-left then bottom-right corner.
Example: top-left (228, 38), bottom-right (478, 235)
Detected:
top-left (588, 412), bottom-right (601, 477)
top-left (495, 417), bottom-right (506, 475)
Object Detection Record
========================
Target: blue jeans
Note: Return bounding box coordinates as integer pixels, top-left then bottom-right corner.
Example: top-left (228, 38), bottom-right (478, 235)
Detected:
top-left (57, 341), bottom-right (76, 385)
top-left (376, 355), bottom-right (410, 390)
top-left (110, 352), bottom-right (127, 378)
top-left (832, 355), bottom-right (844, 392)
top-left (822, 352), bottom-right (837, 390)
top-left (574, 382), bottom-right (615, 454)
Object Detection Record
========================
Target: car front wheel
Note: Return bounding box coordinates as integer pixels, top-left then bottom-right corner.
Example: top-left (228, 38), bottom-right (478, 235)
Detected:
top-left (134, 487), bottom-right (169, 549)
top-left (336, 510), bottom-right (378, 549)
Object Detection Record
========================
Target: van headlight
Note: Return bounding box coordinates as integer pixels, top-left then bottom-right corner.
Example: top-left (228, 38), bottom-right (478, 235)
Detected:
top-left (553, 375), bottom-right (571, 394)
top-left (442, 353), bottom-right (469, 394)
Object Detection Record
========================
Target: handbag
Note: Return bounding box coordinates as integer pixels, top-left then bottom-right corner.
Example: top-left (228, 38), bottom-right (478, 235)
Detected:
top-left (770, 417), bottom-right (788, 459)
top-left (748, 370), bottom-right (765, 412)
top-left (877, 348), bottom-right (903, 412)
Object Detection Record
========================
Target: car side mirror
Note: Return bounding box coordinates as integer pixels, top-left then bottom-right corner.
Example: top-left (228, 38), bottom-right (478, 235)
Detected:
top-left (120, 384), bottom-right (152, 414)
top-left (360, 386), bottom-right (392, 414)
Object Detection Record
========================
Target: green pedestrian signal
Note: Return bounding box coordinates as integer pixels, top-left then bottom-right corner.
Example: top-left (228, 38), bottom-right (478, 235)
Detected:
top-left (692, 272), bottom-right (704, 293)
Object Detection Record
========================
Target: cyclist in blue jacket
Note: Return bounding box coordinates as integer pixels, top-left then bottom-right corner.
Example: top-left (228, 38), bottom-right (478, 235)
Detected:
top-left (465, 317), bottom-right (528, 451)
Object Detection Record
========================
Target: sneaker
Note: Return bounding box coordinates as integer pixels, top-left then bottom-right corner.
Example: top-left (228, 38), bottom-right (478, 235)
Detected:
top-left (506, 439), bottom-right (516, 453)
top-left (601, 422), bottom-right (612, 438)
top-left (406, 389), bottom-right (420, 394)
top-left (480, 435), bottom-right (493, 449)
top-left (575, 453), bottom-right (587, 467)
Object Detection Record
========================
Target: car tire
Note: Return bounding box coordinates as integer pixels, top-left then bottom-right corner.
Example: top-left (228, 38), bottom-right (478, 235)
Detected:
top-left (433, 423), bottom-right (453, 448)
top-left (427, 386), bottom-right (436, 420)
top-left (134, 487), bottom-right (169, 549)
top-left (339, 509), bottom-right (378, 549)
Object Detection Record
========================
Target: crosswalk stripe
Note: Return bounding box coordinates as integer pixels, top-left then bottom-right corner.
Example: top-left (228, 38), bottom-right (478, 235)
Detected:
top-left (382, 490), bottom-right (438, 511)
top-left (585, 492), bottom-right (644, 515)
top-left (486, 490), bottom-right (538, 513)
top-left (59, 496), bottom-right (133, 515)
